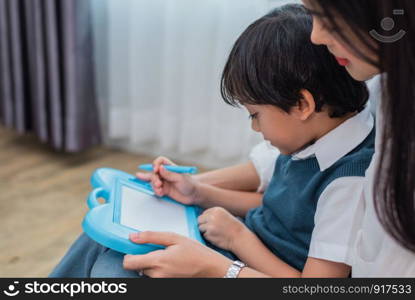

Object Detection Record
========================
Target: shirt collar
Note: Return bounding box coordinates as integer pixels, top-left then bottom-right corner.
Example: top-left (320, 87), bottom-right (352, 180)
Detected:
top-left (291, 105), bottom-right (374, 171)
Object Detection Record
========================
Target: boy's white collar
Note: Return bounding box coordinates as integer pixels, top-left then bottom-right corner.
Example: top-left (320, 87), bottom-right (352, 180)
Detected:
top-left (291, 105), bottom-right (374, 171)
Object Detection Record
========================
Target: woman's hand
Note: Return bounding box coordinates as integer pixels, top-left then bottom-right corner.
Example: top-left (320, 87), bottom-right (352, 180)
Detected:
top-left (198, 207), bottom-right (247, 251)
top-left (123, 231), bottom-right (232, 278)
top-left (136, 156), bottom-right (202, 205)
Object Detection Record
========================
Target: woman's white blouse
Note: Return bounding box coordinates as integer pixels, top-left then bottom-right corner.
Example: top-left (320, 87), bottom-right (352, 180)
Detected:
top-left (249, 140), bottom-right (279, 193)
top-left (351, 78), bottom-right (415, 277)
top-left (249, 76), bottom-right (415, 275)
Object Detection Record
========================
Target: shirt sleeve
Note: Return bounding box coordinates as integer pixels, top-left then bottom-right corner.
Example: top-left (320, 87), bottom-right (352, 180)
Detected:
top-left (308, 176), bottom-right (365, 266)
top-left (248, 141), bottom-right (280, 193)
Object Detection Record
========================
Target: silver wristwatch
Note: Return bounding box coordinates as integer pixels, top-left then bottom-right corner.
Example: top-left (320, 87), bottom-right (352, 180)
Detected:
top-left (224, 260), bottom-right (247, 278)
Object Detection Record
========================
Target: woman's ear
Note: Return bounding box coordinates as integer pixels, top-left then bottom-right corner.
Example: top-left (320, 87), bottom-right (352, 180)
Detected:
top-left (292, 89), bottom-right (316, 121)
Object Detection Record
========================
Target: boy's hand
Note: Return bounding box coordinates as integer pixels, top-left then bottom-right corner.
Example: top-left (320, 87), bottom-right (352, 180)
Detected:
top-left (136, 156), bottom-right (201, 206)
top-left (198, 207), bottom-right (246, 251)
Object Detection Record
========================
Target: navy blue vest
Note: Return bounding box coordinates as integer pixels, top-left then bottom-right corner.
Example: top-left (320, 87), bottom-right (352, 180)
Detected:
top-left (244, 129), bottom-right (375, 270)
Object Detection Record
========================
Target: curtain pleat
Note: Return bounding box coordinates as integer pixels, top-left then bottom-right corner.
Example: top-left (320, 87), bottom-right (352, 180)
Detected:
top-left (0, 0), bottom-right (101, 152)
top-left (0, 0), bottom-right (13, 127)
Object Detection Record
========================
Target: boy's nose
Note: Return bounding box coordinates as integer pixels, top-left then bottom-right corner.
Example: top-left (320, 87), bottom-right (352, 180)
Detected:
top-left (251, 122), bottom-right (260, 133)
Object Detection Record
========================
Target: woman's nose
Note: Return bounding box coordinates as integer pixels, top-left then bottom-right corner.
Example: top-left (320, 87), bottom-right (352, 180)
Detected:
top-left (310, 20), bottom-right (331, 46)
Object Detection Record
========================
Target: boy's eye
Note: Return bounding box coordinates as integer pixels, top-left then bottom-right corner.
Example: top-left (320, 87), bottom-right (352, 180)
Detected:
top-left (249, 113), bottom-right (258, 120)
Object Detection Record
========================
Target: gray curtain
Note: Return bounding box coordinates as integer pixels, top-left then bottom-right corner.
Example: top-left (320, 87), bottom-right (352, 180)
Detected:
top-left (0, 0), bottom-right (101, 152)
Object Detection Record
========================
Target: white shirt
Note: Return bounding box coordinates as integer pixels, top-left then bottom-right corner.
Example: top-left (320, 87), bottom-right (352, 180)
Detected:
top-left (249, 140), bottom-right (280, 193)
top-left (351, 77), bottom-right (415, 277)
top-left (250, 105), bottom-right (374, 265)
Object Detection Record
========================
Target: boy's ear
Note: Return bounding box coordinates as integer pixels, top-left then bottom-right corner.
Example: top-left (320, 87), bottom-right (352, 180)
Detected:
top-left (292, 89), bottom-right (316, 121)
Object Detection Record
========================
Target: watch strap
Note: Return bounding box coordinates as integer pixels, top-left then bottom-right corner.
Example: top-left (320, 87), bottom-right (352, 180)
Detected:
top-left (224, 260), bottom-right (247, 278)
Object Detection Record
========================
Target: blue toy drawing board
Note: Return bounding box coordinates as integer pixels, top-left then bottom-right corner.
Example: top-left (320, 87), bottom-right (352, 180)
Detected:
top-left (82, 168), bottom-right (205, 254)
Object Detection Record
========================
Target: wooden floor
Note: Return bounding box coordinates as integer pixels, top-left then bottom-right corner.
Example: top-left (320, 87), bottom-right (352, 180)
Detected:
top-left (0, 126), bottom-right (204, 277)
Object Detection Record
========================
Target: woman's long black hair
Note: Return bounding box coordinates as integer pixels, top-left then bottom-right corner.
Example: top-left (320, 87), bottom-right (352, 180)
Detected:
top-left (309, 0), bottom-right (415, 252)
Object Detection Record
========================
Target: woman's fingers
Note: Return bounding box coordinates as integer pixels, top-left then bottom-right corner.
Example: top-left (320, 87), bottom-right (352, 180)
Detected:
top-left (125, 232), bottom-right (184, 272)
top-left (123, 251), bottom-right (162, 271)
top-left (129, 231), bottom-right (182, 246)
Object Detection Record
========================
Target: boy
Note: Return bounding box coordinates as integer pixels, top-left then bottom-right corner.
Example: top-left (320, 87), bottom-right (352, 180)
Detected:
top-left (138, 4), bottom-right (374, 277)
top-left (51, 4), bottom-right (374, 277)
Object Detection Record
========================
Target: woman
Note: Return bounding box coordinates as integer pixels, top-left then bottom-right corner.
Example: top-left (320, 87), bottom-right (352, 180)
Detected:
top-left (120, 0), bottom-right (415, 277)
top-left (301, 0), bottom-right (415, 277)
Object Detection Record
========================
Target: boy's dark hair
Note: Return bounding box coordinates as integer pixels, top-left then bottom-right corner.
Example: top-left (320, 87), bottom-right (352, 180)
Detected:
top-left (220, 4), bottom-right (369, 118)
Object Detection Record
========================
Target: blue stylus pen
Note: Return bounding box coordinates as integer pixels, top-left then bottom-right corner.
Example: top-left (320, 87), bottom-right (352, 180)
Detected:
top-left (138, 164), bottom-right (198, 174)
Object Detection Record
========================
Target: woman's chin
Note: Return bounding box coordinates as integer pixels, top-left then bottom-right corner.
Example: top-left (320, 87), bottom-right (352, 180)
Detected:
top-left (346, 64), bottom-right (380, 82)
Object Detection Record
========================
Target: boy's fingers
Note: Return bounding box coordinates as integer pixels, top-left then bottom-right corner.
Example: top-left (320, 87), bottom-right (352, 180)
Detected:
top-left (151, 174), bottom-right (161, 187)
top-left (198, 223), bottom-right (208, 233)
top-left (159, 165), bottom-right (183, 182)
top-left (154, 187), bottom-right (165, 196)
top-left (152, 156), bottom-right (176, 173)
top-left (153, 176), bottom-right (163, 188)
top-left (135, 172), bottom-right (152, 182)
top-left (197, 213), bottom-right (208, 225)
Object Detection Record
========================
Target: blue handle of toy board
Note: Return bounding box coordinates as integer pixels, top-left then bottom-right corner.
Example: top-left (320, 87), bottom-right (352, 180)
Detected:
top-left (87, 187), bottom-right (107, 209)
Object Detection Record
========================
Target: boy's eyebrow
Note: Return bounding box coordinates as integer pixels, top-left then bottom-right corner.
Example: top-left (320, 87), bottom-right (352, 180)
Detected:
top-left (243, 106), bottom-right (255, 114)
top-left (243, 103), bottom-right (254, 110)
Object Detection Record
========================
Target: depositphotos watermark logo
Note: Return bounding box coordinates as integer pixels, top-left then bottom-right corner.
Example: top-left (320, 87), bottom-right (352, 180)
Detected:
top-left (3, 281), bottom-right (20, 297)
top-left (370, 9), bottom-right (406, 43)
top-left (3, 281), bottom-right (127, 297)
